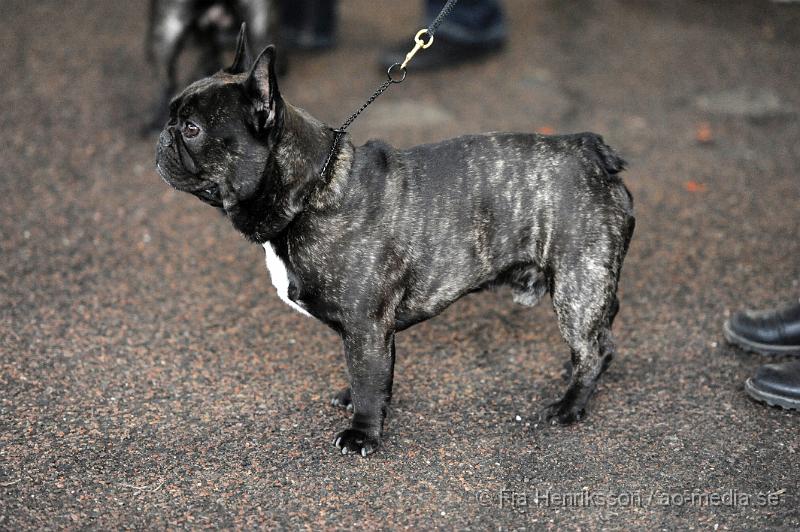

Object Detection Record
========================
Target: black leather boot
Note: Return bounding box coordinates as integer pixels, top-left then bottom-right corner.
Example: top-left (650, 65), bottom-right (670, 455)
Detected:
top-left (724, 300), bottom-right (800, 355)
top-left (745, 360), bottom-right (800, 411)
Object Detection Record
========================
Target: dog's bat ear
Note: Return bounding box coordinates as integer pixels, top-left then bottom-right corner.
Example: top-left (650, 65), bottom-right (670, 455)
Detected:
top-left (244, 45), bottom-right (281, 128)
top-left (226, 23), bottom-right (252, 74)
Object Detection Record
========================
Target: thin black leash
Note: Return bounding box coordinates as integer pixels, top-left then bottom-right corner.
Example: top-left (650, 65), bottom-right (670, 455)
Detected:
top-left (319, 0), bottom-right (460, 178)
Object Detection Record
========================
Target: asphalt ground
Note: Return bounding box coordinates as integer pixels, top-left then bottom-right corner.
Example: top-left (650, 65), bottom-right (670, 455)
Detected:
top-left (1, 0), bottom-right (799, 529)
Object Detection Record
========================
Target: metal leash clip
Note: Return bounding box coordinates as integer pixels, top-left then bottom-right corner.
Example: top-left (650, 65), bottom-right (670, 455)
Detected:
top-left (322, 0), bottom-right (460, 178)
top-left (387, 29), bottom-right (435, 83)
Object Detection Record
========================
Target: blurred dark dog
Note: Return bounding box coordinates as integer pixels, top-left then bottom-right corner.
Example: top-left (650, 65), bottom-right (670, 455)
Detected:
top-left (156, 31), bottom-right (635, 457)
top-left (145, 0), bottom-right (282, 132)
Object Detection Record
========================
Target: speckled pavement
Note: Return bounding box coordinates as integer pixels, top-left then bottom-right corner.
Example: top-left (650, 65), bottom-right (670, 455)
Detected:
top-left (2, 0), bottom-right (799, 529)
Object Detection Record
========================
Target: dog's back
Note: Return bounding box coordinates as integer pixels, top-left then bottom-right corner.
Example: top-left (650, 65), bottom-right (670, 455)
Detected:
top-left (390, 132), bottom-right (633, 265)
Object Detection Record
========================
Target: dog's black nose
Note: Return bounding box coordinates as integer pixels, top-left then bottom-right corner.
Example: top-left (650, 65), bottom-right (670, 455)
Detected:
top-left (158, 129), bottom-right (173, 148)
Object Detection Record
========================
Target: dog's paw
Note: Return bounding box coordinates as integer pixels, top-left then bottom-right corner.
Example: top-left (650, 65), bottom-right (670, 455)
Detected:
top-left (330, 387), bottom-right (353, 412)
top-left (333, 428), bottom-right (380, 457)
top-left (539, 399), bottom-right (585, 426)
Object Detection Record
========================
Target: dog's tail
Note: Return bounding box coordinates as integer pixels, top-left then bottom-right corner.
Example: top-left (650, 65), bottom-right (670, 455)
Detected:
top-left (581, 133), bottom-right (626, 175)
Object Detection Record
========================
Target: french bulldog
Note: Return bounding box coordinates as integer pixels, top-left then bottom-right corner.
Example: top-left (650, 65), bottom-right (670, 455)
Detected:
top-left (156, 30), bottom-right (635, 457)
top-left (145, 0), bottom-right (282, 131)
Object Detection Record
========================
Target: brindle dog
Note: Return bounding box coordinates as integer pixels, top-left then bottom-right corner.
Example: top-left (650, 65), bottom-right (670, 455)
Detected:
top-left (156, 31), bottom-right (635, 456)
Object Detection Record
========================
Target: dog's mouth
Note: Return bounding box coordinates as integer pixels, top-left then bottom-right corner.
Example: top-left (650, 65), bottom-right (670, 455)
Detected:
top-left (191, 184), bottom-right (223, 207)
top-left (156, 158), bottom-right (223, 207)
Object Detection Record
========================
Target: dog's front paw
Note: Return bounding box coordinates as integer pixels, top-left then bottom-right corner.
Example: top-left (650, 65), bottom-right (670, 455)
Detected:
top-left (333, 428), bottom-right (381, 457)
top-left (539, 399), bottom-right (585, 425)
top-left (330, 387), bottom-right (353, 412)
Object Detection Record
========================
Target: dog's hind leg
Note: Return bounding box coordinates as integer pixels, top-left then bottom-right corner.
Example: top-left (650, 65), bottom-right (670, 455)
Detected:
top-left (541, 255), bottom-right (620, 425)
top-left (598, 295), bottom-right (619, 373)
top-left (563, 294), bottom-right (617, 381)
top-left (596, 214), bottom-right (634, 376)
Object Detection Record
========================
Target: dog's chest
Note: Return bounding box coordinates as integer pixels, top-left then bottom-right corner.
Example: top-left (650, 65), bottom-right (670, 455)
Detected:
top-left (262, 243), bottom-right (312, 318)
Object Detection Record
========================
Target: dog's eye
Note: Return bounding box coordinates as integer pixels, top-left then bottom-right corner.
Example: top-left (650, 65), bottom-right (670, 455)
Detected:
top-left (182, 121), bottom-right (200, 139)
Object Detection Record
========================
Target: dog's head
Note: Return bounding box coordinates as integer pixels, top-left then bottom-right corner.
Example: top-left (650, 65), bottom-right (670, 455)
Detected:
top-left (155, 25), bottom-right (283, 210)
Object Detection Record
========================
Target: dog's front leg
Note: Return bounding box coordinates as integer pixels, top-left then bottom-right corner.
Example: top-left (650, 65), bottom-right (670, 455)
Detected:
top-left (333, 328), bottom-right (395, 456)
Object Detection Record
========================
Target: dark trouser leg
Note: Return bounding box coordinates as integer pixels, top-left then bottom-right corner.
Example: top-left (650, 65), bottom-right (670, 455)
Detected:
top-left (425, 0), bottom-right (507, 46)
top-left (279, 0), bottom-right (338, 50)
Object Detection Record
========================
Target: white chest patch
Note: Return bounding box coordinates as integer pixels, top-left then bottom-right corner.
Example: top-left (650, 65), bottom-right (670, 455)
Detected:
top-left (263, 243), bottom-right (312, 318)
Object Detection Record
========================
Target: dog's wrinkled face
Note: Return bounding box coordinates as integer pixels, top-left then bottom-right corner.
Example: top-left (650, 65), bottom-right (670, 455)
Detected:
top-left (156, 26), bottom-right (282, 210)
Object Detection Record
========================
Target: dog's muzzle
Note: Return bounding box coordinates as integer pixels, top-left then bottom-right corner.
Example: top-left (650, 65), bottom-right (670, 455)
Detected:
top-left (156, 128), bottom-right (223, 207)
top-left (155, 130), bottom-right (179, 186)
